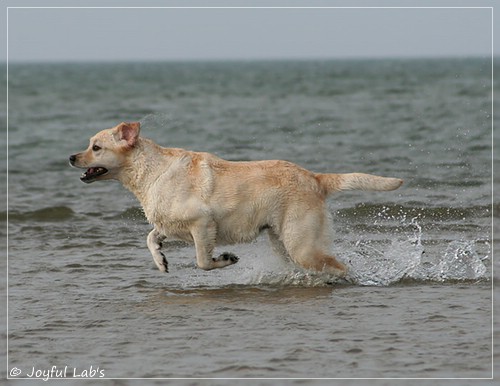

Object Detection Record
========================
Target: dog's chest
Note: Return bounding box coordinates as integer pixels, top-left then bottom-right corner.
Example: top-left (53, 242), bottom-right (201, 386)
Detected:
top-left (141, 189), bottom-right (206, 242)
top-left (144, 206), bottom-right (194, 241)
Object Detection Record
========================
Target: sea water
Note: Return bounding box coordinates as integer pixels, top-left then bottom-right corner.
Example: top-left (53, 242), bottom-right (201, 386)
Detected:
top-left (3, 59), bottom-right (496, 381)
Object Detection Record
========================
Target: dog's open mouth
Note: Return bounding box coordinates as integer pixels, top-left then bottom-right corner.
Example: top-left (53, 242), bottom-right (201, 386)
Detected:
top-left (80, 167), bottom-right (108, 183)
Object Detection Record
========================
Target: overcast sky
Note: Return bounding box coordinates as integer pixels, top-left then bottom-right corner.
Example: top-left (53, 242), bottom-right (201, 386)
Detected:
top-left (3, 5), bottom-right (495, 62)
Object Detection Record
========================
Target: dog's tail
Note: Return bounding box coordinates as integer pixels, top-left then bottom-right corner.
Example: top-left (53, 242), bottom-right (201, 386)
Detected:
top-left (316, 173), bottom-right (403, 195)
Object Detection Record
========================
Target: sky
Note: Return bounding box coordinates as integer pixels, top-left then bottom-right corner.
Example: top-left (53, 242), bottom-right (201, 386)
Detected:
top-left (1, 2), bottom-right (496, 62)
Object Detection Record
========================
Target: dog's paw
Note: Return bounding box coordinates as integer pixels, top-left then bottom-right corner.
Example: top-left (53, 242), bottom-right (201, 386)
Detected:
top-left (215, 252), bottom-right (239, 264)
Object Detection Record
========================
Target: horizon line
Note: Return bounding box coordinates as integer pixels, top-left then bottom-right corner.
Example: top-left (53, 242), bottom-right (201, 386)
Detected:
top-left (3, 54), bottom-right (495, 65)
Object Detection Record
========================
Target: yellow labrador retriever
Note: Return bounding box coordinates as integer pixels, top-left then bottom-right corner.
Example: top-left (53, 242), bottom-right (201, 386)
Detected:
top-left (70, 122), bottom-right (403, 277)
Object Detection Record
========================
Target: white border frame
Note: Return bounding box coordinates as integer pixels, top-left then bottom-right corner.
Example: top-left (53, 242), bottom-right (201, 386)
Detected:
top-left (4, 5), bottom-right (495, 382)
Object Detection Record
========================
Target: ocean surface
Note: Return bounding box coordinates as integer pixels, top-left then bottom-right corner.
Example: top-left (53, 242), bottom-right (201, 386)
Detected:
top-left (2, 58), bottom-right (497, 384)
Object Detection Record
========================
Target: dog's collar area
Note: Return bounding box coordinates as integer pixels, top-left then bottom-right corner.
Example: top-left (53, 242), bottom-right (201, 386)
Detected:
top-left (80, 167), bottom-right (108, 183)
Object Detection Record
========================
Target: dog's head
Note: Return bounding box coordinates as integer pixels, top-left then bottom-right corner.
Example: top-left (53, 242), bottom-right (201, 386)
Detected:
top-left (69, 122), bottom-right (140, 183)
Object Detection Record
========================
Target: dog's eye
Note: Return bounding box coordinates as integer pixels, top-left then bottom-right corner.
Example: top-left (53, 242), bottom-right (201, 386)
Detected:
top-left (92, 145), bottom-right (101, 152)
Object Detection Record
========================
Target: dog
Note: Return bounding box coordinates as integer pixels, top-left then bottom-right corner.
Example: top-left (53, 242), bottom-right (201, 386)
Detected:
top-left (69, 122), bottom-right (403, 277)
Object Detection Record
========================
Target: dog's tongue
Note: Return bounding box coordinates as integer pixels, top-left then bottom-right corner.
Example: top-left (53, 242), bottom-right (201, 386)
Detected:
top-left (86, 167), bottom-right (105, 175)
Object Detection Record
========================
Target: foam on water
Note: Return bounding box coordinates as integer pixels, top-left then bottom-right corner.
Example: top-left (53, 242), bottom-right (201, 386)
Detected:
top-left (164, 216), bottom-right (488, 289)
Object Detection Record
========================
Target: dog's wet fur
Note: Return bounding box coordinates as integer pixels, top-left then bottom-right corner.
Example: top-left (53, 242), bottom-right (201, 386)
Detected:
top-left (70, 122), bottom-right (403, 277)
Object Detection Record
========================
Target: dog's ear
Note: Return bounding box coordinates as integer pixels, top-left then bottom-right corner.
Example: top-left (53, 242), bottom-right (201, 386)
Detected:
top-left (115, 122), bottom-right (140, 147)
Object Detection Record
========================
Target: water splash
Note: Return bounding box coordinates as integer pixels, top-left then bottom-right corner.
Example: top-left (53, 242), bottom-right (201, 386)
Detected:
top-left (167, 241), bottom-right (349, 289)
top-left (414, 240), bottom-right (487, 282)
top-left (345, 218), bottom-right (424, 286)
top-left (160, 208), bottom-right (489, 288)
top-left (343, 217), bottom-right (488, 286)
top-left (140, 113), bottom-right (174, 130)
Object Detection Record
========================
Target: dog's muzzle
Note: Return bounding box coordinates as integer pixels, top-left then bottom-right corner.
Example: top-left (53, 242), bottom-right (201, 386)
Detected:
top-left (69, 154), bottom-right (109, 183)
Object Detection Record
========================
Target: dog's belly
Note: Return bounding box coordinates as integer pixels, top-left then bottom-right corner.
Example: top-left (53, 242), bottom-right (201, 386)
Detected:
top-left (215, 216), bottom-right (270, 245)
top-left (215, 226), bottom-right (264, 245)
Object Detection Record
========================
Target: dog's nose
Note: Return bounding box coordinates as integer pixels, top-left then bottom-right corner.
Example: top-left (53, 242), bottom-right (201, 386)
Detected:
top-left (69, 154), bottom-right (77, 164)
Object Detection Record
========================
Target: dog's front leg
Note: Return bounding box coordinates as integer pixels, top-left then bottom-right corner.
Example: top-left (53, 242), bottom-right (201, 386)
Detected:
top-left (147, 228), bottom-right (169, 272)
top-left (191, 220), bottom-right (239, 270)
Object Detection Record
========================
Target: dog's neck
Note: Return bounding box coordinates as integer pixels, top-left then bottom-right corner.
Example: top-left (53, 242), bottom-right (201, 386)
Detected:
top-left (117, 138), bottom-right (174, 205)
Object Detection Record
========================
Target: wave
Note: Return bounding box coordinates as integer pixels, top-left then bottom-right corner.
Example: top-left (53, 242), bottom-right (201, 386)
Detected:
top-left (335, 203), bottom-right (493, 221)
top-left (4, 202), bottom-right (494, 224)
top-left (5, 205), bottom-right (147, 223)
top-left (6, 206), bottom-right (75, 222)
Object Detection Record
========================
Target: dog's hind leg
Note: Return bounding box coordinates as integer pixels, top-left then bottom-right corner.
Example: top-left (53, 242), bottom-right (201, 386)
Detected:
top-left (268, 228), bottom-right (291, 262)
top-left (286, 234), bottom-right (347, 277)
top-left (293, 250), bottom-right (347, 277)
top-left (147, 228), bottom-right (169, 272)
top-left (191, 219), bottom-right (239, 270)
top-left (281, 207), bottom-right (347, 278)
